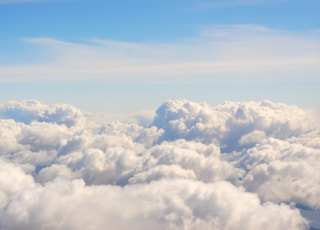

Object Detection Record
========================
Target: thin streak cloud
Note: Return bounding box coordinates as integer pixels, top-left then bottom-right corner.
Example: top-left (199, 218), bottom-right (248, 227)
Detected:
top-left (185, 0), bottom-right (290, 10)
top-left (0, 24), bottom-right (319, 83)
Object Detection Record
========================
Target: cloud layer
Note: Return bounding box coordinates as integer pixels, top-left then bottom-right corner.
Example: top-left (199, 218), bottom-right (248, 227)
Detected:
top-left (0, 99), bottom-right (319, 229)
top-left (1, 25), bottom-right (319, 83)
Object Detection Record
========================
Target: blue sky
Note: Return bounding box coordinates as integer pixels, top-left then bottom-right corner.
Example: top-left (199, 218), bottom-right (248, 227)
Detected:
top-left (0, 0), bottom-right (319, 113)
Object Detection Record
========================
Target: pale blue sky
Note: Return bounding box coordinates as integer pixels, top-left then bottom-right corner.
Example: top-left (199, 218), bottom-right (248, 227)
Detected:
top-left (0, 0), bottom-right (319, 113)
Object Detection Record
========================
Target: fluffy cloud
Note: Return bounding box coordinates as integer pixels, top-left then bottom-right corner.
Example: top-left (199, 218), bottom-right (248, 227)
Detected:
top-left (0, 99), bottom-right (319, 229)
top-left (239, 138), bottom-right (320, 209)
top-left (0, 179), bottom-right (308, 230)
top-left (0, 100), bottom-right (85, 128)
top-left (153, 99), bottom-right (316, 151)
top-left (129, 140), bottom-right (237, 185)
top-left (0, 159), bottom-right (35, 196)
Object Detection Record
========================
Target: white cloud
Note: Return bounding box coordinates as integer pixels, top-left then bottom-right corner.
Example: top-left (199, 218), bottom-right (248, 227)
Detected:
top-left (0, 100), bottom-right (85, 128)
top-left (0, 159), bottom-right (35, 196)
top-left (1, 25), bottom-right (319, 83)
top-left (239, 138), bottom-right (320, 209)
top-left (0, 179), bottom-right (308, 230)
top-left (0, 99), bottom-right (319, 229)
top-left (152, 99), bottom-right (317, 151)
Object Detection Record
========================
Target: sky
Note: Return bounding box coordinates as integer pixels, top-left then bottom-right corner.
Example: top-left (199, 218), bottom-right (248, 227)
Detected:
top-left (0, 0), bottom-right (320, 113)
top-left (1, 2), bottom-right (320, 228)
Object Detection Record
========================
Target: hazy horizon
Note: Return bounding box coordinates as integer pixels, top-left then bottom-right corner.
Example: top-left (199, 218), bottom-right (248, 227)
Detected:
top-left (1, 0), bottom-right (320, 229)
top-left (1, 0), bottom-right (319, 113)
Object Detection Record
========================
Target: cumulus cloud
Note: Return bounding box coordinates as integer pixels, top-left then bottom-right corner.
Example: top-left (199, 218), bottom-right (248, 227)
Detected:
top-left (153, 99), bottom-right (316, 151)
top-left (0, 100), bottom-right (85, 128)
top-left (0, 99), bottom-right (319, 229)
top-left (239, 138), bottom-right (320, 209)
top-left (0, 179), bottom-right (308, 230)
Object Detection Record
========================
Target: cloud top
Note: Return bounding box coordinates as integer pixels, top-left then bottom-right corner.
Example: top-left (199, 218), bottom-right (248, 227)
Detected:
top-left (153, 99), bottom-right (316, 151)
top-left (0, 100), bottom-right (85, 127)
top-left (0, 99), bottom-right (319, 229)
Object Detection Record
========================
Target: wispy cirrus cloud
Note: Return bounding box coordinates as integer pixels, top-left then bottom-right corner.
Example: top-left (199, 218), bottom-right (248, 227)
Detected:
top-left (0, 24), bottom-right (319, 83)
top-left (185, 0), bottom-right (290, 10)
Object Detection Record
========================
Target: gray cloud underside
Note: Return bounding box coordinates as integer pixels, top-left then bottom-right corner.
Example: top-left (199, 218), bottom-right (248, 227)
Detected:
top-left (0, 99), bottom-right (319, 229)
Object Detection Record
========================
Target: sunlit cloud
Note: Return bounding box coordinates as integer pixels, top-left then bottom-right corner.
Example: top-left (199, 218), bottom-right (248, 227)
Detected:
top-left (0, 99), bottom-right (319, 229)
